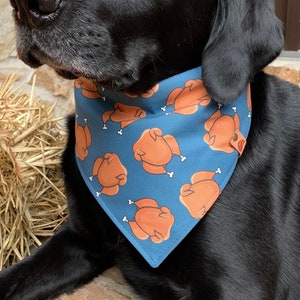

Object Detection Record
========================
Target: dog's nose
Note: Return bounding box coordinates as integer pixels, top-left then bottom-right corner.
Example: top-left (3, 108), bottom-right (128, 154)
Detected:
top-left (10, 0), bottom-right (61, 27)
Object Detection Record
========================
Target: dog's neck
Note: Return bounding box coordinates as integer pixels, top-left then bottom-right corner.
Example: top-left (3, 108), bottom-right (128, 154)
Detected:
top-left (73, 67), bottom-right (252, 267)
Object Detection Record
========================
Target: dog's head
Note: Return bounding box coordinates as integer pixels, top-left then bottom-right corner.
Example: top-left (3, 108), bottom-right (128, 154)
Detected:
top-left (10, 0), bottom-right (283, 104)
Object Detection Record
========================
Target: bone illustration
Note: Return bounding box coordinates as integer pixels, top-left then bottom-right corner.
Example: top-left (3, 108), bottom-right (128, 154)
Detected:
top-left (90, 153), bottom-right (127, 196)
top-left (133, 128), bottom-right (186, 176)
top-left (180, 170), bottom-right (221, 219)
top-left (124, 198), bottom-right (175, 243)
top-left (102, 103), bottom-right (146, 135)
top-left (162, 79), bottom-right (211, 115)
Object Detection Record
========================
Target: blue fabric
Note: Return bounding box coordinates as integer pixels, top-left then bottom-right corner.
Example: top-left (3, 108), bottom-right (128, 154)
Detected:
top-left (74, 67), bottom-right (252, 267)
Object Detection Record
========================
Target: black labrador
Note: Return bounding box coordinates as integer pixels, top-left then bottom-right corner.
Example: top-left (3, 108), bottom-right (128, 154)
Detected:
top-left (1, 0), bottom-right (300, 299)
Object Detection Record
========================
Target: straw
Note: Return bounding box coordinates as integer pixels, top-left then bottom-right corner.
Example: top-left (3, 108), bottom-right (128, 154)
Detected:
top-left (0, 74), bottom-right (68, 269)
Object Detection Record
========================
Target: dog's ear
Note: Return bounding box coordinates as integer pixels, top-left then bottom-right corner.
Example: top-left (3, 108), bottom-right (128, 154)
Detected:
top-left (202, 0), bottom-right (284, 104)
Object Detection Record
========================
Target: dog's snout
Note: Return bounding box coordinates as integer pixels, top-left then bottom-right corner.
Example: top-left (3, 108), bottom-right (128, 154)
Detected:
top-left (10, 0), bottom-right (61, 27)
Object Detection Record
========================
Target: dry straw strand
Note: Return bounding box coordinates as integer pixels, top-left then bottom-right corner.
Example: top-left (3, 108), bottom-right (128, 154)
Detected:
top-left (0, 74), bottom-right (68, 270)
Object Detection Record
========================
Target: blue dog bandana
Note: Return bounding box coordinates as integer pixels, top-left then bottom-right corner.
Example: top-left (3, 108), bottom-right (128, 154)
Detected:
top-left (74, 67), bottom-right (252, 267)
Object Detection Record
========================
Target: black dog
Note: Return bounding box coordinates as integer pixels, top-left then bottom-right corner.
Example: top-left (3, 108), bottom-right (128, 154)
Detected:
top-left (1, 0), bottom-right (300, 299)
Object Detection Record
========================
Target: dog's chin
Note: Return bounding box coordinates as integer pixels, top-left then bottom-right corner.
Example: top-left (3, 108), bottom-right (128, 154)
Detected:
top-left (18, 46), bottom-right (144, 92)
top-left (18, 49), bottom-right (136, 90)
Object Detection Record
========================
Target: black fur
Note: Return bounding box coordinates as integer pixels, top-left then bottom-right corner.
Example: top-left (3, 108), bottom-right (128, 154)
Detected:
top-left (1, 0), bottom-right (299, 299)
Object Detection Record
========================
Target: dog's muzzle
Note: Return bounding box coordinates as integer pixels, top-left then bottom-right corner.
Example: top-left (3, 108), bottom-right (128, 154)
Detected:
top-left (10, 0), bottom-right (61, 27)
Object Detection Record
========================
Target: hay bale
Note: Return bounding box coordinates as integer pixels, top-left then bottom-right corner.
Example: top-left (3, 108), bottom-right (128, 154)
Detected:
top-left (0, 74), bottom-right (68, 269)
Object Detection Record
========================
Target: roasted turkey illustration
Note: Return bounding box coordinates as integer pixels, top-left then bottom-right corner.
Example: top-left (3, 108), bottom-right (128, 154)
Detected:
top-left (162, 79), bottom-right (211, 115)
top-left (102, 103), bottom-right (146, 135)
top-left (90, 153), bottom-right (127, 196)
top-left (180, 171), bottom-right (221, 219)
top-left (124, 84), bottom-right (159, 98)
top-left (247, 85), bottom-right (252, 112)
top-left (126, 198), bottom-right (175, 243)
top-left (133, 128), bottom-right (186, 176)
top-left (203, 107), bottom-right (247, 155)
top-left (75, 118), bottom-right (92, 161)
top-left (75, 77), bottom-right (101, 99)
